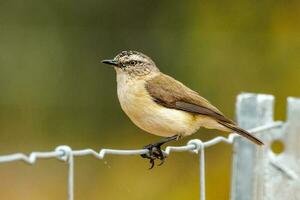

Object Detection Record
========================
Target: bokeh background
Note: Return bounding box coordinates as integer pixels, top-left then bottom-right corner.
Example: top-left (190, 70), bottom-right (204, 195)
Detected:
top-left (0, 0), bottom-right (299, 199)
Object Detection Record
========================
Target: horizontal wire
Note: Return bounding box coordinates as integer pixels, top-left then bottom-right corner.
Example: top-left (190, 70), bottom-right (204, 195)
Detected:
top-left (0, 121), bottom-right (283, 164)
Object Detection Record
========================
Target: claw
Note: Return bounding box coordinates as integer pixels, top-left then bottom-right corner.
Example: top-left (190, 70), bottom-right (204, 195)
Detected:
top-left (157, 158), bottom-right (165, 166)
top-left (149, 159), bottom-right (155, 170)
top-left (141, 143), bottom-right (166, 169)
top-left (140, 135), bottom-right (180, 169)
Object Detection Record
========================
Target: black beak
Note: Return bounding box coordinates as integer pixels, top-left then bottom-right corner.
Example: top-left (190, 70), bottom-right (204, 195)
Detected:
top-left (101, 59), bottom-right (119, 67)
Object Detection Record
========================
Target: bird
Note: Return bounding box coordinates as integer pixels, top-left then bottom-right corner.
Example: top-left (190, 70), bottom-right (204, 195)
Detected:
top-left (102, 50), bottom-right (263, 169)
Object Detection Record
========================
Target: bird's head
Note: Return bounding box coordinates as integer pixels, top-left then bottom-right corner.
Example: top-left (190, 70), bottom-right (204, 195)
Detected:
top-left (102, 50), bottom-right (160, 79)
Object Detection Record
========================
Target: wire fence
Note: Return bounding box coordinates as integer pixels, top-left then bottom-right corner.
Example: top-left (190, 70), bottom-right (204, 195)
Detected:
top-left (0, 121), bottom-right (283, 200)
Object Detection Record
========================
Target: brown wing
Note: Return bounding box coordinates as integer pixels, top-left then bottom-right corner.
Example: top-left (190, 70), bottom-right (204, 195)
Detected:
top-left (145, 74), bottom-right (235, 124)
top-left (145, 74), bottom-right (264, 145)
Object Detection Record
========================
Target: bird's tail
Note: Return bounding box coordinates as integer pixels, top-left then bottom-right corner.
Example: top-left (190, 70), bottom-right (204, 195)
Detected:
top-left (218, 121), bottom-right (264, 145)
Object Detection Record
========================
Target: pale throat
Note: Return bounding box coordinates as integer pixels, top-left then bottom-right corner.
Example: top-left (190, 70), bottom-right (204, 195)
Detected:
top-left (115, 69), bottom-right (158, 111)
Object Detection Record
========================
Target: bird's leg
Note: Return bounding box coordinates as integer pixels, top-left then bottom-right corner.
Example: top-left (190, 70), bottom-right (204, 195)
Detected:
top-left (141, 135), bottom-right (181, 169)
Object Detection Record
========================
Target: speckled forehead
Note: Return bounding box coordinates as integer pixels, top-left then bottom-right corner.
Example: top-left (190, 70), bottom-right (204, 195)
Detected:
top-left (129, 54), bottom-right (148, 62)
top-left (114, 51), bottom-right (149, 62)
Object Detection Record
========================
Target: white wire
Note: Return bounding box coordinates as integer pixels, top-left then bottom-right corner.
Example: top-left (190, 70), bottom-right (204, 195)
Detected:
top-left (56, 146), bottom-right (74, 200)
top-left (200, 143), bottom-right (205, 200)
top-left (188, 140), bottom-right (206, 200)
top-left (0, 121), bottom-right (283, 200)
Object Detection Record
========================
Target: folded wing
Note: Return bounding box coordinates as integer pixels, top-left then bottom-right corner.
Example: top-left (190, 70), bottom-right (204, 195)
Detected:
top-left (145, 74), bottom-right (263, 145)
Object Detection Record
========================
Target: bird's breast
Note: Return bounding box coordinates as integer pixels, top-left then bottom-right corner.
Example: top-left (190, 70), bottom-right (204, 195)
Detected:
top-left (116, 77), bottom-right (200, 137)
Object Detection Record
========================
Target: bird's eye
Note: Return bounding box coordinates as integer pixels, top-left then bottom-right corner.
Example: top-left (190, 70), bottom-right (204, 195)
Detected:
top-left (130, 60), bottom-right (137, 65)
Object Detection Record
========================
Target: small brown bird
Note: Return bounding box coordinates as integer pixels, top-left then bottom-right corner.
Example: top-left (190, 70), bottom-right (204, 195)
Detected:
top-left (102, 50), bottom-right (263, 168)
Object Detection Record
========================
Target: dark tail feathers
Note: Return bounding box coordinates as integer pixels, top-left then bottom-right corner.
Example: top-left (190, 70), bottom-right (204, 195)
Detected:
top-left (218, 121), bottom-right (264, 145)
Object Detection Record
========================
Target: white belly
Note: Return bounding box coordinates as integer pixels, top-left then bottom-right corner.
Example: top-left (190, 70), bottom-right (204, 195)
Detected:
top-left (116, 77), bottom-right (202, 137)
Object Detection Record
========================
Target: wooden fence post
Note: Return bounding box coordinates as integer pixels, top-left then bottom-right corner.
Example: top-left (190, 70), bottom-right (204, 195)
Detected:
top-left (231, 93), bottom-right (300, 200)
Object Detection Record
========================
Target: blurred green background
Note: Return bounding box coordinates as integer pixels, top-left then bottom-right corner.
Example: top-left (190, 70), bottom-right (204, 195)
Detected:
top-left (0, 0), bottom-right (299, 199)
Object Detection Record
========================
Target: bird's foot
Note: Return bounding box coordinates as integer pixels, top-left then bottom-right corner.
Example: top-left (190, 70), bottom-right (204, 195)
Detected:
top-left (141, 143), bottom-right (167, 169)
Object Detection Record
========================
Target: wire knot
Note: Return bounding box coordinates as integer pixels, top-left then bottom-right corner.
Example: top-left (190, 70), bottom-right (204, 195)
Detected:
top-left (187, 139), bottom-right (204, 154)
top-left (55, 145), bottom-right (73, 162)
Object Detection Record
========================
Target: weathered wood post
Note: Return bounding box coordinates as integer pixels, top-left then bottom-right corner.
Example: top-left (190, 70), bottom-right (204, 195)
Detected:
top-left (231, 93), bottom-right (300, 200)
